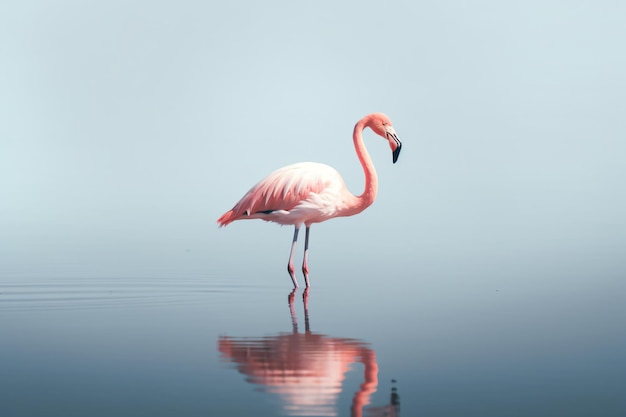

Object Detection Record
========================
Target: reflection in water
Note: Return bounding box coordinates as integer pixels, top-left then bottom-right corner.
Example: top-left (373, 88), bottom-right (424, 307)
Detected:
top-left (219, 289), bottom-right (399, 417)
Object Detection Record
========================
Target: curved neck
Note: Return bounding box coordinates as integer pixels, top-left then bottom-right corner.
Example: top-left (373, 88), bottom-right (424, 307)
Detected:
top-left (348, 120), bottom-right (378, 215)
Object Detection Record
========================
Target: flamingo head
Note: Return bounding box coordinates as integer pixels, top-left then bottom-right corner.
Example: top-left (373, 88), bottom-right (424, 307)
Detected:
top-left (367, 113), bottom-right (403, 164)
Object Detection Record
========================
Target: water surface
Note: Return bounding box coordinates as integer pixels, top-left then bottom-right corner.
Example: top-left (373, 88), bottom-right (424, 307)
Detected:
top-left (1, 260), bottom-right (624, 416)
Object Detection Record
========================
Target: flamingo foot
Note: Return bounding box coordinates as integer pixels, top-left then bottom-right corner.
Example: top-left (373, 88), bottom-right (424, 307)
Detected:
top-left (288, 264), bottom-right (299, 288)
top-left (302, 263), bottom-right (310, 288)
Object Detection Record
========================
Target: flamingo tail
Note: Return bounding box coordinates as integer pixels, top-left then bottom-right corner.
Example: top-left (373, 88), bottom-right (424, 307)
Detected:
top-left (217, 210), bottom-right (237, 227)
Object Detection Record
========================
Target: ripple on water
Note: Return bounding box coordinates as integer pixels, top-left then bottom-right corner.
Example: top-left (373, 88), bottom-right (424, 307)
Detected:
top-left (0, 276), bottom-right (265, 312)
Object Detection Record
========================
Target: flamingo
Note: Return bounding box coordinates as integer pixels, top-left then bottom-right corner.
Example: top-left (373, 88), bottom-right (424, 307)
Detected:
top-left (217, 113), bottom-right (402, 288)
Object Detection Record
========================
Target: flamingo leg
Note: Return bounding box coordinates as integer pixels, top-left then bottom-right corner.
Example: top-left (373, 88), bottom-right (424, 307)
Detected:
top-left (287, 226), bottom-right (300, 288)
top-left (302, 226), bottom-right (311, 287)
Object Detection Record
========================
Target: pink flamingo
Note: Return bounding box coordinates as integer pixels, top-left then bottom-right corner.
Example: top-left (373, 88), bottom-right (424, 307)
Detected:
top-left (217, 113), bottom-right (402, 288)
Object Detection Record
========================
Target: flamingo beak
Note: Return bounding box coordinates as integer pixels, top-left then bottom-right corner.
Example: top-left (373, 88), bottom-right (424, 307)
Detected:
top-left (386, 127), bottom-right (402, 164)
top-left (392, 138), bottom-right (402, 163)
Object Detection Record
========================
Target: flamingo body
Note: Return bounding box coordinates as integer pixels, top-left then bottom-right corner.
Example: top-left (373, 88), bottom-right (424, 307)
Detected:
top-left (218, 113), bottom-right (402, 287)
top-left (218, 162), bottom-right (351, 227)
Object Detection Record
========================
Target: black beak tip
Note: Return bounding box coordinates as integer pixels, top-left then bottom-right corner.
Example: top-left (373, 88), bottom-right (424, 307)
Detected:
top-left (392, 144), bottom-right (402, 164)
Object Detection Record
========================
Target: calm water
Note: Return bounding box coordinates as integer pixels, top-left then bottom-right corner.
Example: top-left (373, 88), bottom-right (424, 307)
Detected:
top-left (1, 261), bottom-right (624, 416)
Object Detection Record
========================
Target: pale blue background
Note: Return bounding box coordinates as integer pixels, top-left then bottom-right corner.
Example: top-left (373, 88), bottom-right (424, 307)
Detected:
top-left (1, 1), bottom-right (625, 416)
top-left (2, 0), bottom-right (625, 281)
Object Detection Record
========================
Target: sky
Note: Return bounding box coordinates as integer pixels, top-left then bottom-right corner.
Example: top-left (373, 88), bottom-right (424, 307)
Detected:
top-left (1, 0), bottom-right (625, 285)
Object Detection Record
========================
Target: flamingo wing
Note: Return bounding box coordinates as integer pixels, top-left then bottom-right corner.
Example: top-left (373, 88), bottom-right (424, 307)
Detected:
top-left (218, 162), bottom-right (341, 226)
